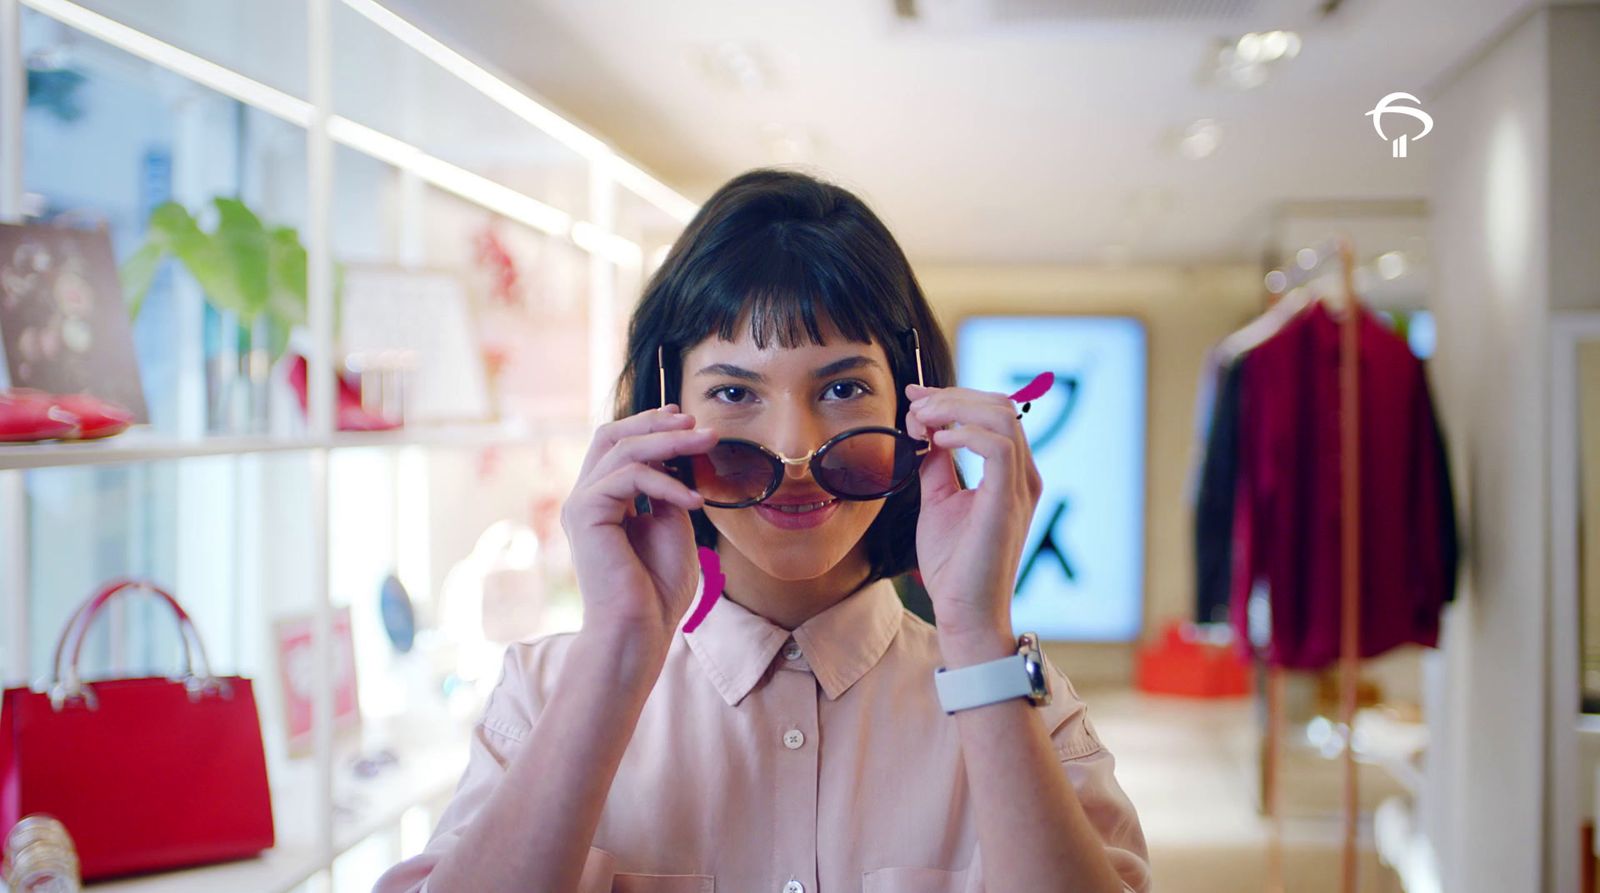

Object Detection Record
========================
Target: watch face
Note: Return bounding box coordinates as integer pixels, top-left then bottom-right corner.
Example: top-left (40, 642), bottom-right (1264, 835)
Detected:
top-left (1020, 632), bottom-right (1052, 705)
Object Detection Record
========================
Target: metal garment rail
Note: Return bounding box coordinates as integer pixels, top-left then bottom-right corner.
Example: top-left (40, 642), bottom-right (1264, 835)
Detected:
top-left (1257, 235), bottom-right (1363, 893)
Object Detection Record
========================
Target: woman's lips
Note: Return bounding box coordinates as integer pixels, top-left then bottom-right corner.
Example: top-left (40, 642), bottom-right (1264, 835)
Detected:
top-left (754, 497), bottom-right (840, 530)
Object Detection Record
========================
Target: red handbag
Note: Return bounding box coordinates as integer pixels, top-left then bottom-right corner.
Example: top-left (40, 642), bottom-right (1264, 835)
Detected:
top-left (0, 578), bottom-right (275, 880)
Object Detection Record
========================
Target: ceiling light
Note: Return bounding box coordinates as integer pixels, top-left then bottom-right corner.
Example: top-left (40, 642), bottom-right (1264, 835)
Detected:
top-left (20, 0), bottom-right (313, 126)
top-left (761, 123), bottom-right (815, 162)
top-left (327, 116), bottom-right (571, 236)
top-left (1179, 118), bottom-right (1221, 159)
top-left (1296, 247), bottom-right (1320, 270)
top-left (1212, 30), bottom-right (1300, 90)
top-left (703, 41), bottom-right (769, 94)
top-left (1376, 250), bottom-right (1407, 280)
top-left (1236, 32), bottom-right (1263, 63)
top-left (1264, 269), bottom-right (1289, 293)
top-left (342, 0), bottom-right (696, 222)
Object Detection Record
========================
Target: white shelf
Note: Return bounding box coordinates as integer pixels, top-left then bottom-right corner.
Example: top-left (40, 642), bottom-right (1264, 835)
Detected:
top-left (0, 421), bottom-right (584, 471)
top-left (89, 843), bottom-right (325, 893)
top-left (89, 740), bottom-right (470, 893)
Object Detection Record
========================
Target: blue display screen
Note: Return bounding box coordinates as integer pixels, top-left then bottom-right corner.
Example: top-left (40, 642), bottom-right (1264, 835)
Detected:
top-left (955, 316), bottom-right (1147, 642)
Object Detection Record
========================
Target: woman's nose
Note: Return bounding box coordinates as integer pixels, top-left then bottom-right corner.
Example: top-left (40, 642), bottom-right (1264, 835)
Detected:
top-left (771, 406), bottom-right (825, 479)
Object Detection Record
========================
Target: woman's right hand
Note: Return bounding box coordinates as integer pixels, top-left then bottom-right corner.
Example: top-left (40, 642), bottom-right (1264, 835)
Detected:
top-left (561, 404), bottom-right (716, 655)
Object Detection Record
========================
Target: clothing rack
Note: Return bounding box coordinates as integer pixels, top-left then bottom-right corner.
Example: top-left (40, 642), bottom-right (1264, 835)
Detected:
top-left (1258, 235), bottom-right (1363, 893)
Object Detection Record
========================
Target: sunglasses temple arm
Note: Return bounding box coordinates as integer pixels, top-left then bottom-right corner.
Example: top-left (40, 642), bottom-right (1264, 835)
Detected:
top-left (911, 328), bottom-right (924, 388)
top-left (657, 345), bottom-right (667, 408)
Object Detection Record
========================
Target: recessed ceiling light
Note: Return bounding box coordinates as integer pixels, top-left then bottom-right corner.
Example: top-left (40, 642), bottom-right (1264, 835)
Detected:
top-left (1178, 118), bottom-right (1222, 159)
top-left (1211, 30), bottom-right (1301, 90)
top-left (702, 41), bottom-right (770, 94)
top-left (1376, 250), bottom-right (1407, 280)
top-left (761, 123), bottom-right (815, 162)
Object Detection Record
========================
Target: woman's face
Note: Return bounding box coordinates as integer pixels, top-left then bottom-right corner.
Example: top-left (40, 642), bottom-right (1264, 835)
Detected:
top-left (678, 316), bottom-right (900, 582)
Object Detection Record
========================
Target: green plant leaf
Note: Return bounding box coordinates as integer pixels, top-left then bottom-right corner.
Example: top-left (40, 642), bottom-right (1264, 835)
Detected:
top-left (150, 201), bottom-right (249, 317)
top-left (120, 240), bottom-right (168, 319)
top-left (212, 198), bottom-right (270, 322)
top-left (265, 315), bottom-right (291, 361)
top-left (266, 225), bottom-right (308, 328)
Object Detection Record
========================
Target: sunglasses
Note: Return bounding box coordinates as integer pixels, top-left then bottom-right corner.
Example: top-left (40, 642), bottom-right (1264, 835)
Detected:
top-left (658, 329), bottom-right (932, 509)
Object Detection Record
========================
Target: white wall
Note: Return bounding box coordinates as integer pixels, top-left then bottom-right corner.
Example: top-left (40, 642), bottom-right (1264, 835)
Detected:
top-left (1423, 5), bottom-right (1600, 891)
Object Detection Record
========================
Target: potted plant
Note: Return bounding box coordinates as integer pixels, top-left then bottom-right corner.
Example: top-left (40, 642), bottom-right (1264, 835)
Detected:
top-left (120, 198), bottom-right (338, 433)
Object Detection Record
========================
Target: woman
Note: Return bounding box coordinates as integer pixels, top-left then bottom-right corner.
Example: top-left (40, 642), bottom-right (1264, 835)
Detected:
top-left (374, 169), bottom-right (1149, 892)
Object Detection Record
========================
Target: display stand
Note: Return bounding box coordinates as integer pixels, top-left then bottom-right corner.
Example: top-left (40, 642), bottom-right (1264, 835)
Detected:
top-left (0, 1), bottom-right (692, 889)
top-left (1258, 236), bottom-right (1363, 893)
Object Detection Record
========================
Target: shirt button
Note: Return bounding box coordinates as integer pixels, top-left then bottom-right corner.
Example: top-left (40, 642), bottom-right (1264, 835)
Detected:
top-left (784, 881), bottom-right (805, 893)
top-left (782, 641), bottom-right (803, 661)
top-left (782, 729), bottom-right (805, 750)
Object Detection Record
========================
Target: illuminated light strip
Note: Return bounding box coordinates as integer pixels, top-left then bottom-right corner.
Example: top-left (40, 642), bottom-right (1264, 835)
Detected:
top-left (571, 220), bottom-right (642, 269)
top-left (327, 116), bottom-right (570, 236)
top-left (22, 0), bottom-right (649, 250)
top-left (21, 0), bottom-right (314, 126)
top-left (341, 0), bottom-right (697, 223)
top-left (604, 156), bottom-right (699, 224)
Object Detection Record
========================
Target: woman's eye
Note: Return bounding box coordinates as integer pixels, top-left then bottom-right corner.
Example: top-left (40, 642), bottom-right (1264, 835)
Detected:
top-left (708, 385), bottom-right (752, 404)
top-left (823, 380), bottom-right (871, 401)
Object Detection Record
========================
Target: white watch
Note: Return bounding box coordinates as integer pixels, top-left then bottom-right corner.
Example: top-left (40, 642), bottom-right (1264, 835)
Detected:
top-left (934, 632), bottom-right (1052, 714)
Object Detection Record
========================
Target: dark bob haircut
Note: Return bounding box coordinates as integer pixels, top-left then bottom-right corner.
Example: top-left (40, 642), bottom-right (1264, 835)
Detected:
top-left (612, 167), bottom-right (956, 584)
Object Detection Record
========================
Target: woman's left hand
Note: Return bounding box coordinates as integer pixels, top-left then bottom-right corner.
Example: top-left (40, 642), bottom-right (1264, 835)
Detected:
top-left (904, 382), bottom-right (1042, 647)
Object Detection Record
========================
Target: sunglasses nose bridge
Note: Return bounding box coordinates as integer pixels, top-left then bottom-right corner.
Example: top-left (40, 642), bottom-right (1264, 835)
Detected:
top-left (776, 449), bottom-right (816, 479)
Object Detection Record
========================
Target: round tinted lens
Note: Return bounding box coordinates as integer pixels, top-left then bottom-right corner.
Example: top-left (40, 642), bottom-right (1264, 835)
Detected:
top-left (687, 440), bottom-right (778, 506)
top-left (814, 430), bottom-right (922, 499)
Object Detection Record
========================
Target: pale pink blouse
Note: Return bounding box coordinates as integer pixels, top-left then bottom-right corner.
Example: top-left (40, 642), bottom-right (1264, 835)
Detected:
top-left (374, 576), bottom-right (1150, 893)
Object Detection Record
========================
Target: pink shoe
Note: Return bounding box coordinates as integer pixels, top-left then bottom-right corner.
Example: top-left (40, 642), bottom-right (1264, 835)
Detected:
top-left (47, 392), bottom-right (135, 440)
top-left (286, 354), bottom-right (402, 432)
top-left (0, 389), bottom-right (81, 442)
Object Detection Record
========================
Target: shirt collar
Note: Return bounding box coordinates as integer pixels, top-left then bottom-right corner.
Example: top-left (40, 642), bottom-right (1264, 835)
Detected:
top-left (681, 574), bottom-right (904, 707)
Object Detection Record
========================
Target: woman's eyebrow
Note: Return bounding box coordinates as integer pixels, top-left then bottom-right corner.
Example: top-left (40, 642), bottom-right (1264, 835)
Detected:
top-left (693, 355), bottom-right (882, 382)
top-left (812, 356), bottom-right (882, 378)
top-left (694, 362), bottom-right (764, 382)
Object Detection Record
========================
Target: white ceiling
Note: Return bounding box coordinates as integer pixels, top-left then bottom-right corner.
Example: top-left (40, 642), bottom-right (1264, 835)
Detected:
top-left (383, 0), bottom-right (1536, 267)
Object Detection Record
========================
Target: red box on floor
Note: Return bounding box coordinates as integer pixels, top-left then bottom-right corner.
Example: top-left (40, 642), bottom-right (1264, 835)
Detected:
top-left (1135, 622), bottom-right (1251, 698)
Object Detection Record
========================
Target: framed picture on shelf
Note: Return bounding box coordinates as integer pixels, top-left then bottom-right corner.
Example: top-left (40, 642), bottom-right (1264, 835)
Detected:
top-left (339, 265), bottom-right (492, 424)
top-left (0, 223), bottom-right (149, 420)
top-left (274, 605), bottom-right (362, 758)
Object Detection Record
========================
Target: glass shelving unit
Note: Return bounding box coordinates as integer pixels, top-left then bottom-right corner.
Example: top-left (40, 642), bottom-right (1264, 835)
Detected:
top-left (0, 1), bottom-right (692, 889)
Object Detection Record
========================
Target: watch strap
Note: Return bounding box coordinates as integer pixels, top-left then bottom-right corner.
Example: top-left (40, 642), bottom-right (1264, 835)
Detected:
top-left (934, 653), bottom-right (1034, 714)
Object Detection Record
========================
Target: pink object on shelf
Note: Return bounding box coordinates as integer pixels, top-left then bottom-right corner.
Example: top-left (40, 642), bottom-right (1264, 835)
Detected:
top-left (0, 389), bottom-right (80, 442)
top-left (285, 353), bottom-right (402, 432)
top-left (39, 391), bottom-right (134, 440)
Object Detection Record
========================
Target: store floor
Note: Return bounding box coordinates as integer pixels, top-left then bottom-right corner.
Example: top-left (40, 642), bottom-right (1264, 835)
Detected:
top-left (1082, 688), bottom-right (1406, 893)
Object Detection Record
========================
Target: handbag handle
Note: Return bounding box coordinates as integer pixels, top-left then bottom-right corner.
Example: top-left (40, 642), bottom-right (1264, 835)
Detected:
top-left (49, 578), bottom-right (223, 710)
top-left (51, 579), bottom-right (195, 681)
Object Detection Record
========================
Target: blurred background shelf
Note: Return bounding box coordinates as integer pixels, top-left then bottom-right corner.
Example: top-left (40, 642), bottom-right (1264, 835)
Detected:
top-left (0, 420), bottom-right (591, 471)
top-left (88, 738), bottom-right (469, 893)
top-left (0, 1), bottom-right (683, 890)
